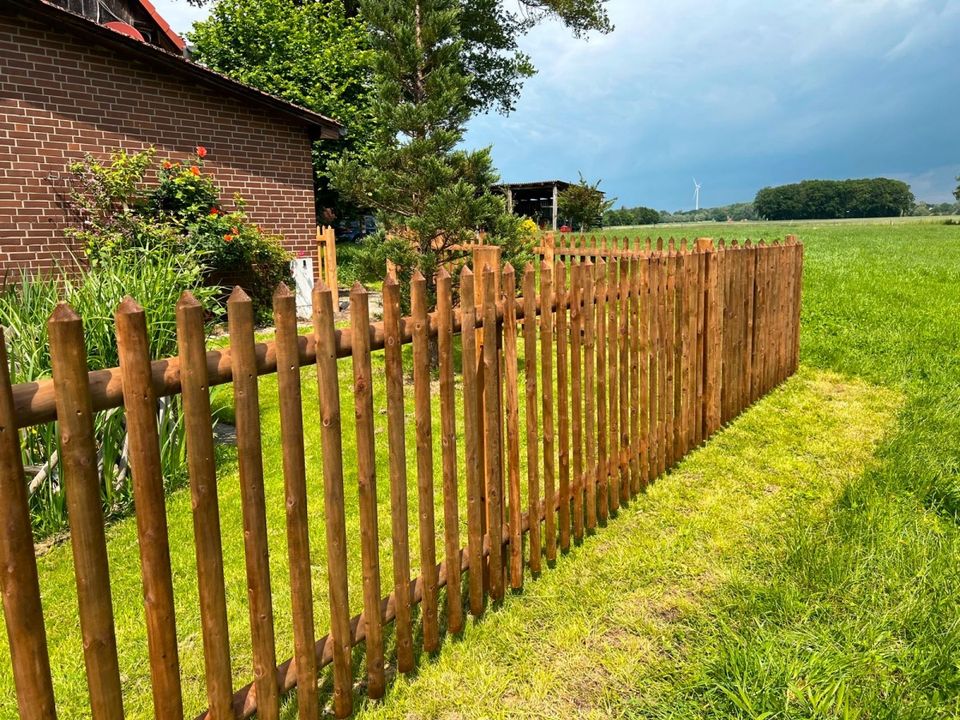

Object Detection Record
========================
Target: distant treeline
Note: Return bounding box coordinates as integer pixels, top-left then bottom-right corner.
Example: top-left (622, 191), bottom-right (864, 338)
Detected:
top-left (603, 202), bottom-right (757, 226)
top-left (754, 178), bottom-right (914, 220)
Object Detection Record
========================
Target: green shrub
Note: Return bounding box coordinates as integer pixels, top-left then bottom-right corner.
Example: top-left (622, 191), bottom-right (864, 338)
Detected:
top-left (67, 147), bottom-right (292, 321)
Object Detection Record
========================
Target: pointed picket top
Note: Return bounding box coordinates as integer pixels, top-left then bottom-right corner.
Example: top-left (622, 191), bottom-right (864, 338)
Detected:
top-left (524, 260), bottom-right (536, 275)
top-left (718, 238), bottom-right (726, 249)
top-left (350, 280), bottom-right (367, 296)
top-left (680, 238), bottom-right (688, 252)
top-left (115, 295), bottom-right (144, 316)
top-left (383, 272), bottom-right (399, 288)
top-left (435, 265), bottom-right (451, 281)
top-left (502, 262), bottom-right (516, 277)
top-left (541, 258), bottom-right (553, 272)
top-left (411, 268), bottom-right (425, 283)
top-left (273, 282), bottom-right (292, 300)
top-left (48, 302), bottom-right (79, 324)
top-left (177, 290), bottom-right (200, 310)
top-left (745, 238), bottom-right (753, 247)
top-left (460, 264), bottom-right (473, 280)
top-left (227, 285), bottom-right (251, 304)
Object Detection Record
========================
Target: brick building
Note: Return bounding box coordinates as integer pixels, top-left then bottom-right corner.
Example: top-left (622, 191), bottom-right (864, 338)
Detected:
top-left (0, 0), bottom-right (343, 278)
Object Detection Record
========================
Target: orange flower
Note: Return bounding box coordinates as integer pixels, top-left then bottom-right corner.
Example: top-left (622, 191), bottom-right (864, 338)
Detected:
top-left (162, 161), bottom-right (172, 169)
top-left (190, 166), bottom-right (200, 176)
top-left (231, 226), bottom-right (239, 235)
top-left (209, 207), bottom-right (220, 216)
top-left (196, 145), bottom-right (208, 158)
top-left (224, 233), bottom-right (234, 242)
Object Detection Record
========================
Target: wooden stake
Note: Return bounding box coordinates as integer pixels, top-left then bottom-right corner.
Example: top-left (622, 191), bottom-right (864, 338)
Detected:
top-left (350, 282), bottom-right (385, 698)
top-left (540, 260), bottom-right (557, 561)
top-left (0, 329), bottom-right (57, 720)
top-left (522, 264), bottom-right (541, 571)
top-left (569, 263), bottom-right (585, 542)
top-left (312, 283), bottom-right (353, 718)
top-left (503, 265), bottom-right (523, 589)
top-left (436, 268), bottom-right (463, 634)
top-left (482, 266), bottom-right (505, 601)
top-left (554, 261), bottom-right (572, 551)
top-left (116, 297), bottom-right (184, 720)
top-left (227, 288), bottom-right (280, 720)
top-left (381, 275), bottom-right (414, 671)
top-left (48, 303), bottom-right (124, 720)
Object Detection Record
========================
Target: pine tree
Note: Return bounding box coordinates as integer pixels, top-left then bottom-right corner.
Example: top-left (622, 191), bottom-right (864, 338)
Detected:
top-left (331, 0), bottom-right (530, 310)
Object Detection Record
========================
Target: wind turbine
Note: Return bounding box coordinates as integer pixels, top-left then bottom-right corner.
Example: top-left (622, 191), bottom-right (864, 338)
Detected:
top-left (693, 178), bottom-right (702, 211)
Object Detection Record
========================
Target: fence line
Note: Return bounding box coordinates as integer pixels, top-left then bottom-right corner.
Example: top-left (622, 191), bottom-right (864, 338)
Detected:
top-left (0, 236), bottom-right (803, 719)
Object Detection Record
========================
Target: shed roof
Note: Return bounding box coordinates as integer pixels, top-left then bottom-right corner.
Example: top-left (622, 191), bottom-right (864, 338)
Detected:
top-left (7, 0), bottom-right (344, 139)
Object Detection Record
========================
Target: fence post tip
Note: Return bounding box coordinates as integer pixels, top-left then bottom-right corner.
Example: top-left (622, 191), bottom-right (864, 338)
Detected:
top-left (502, 262), bottom-right (515, 277)
top-left (176, 290), bottom-right (200, 309)
top-left (460, 265), bottom-right (473, 279)
top-left (48, 302), bottom-right (79, 324)
top-left (115, 296), bottom-right (143, 315)
top-left (227, 285), bottom-right (251, 304)
top-left (383, 272), bottom-right (399, 288)
top-left (411, 268), bottom-right (425, 283)
top-left (272, 282), bottom-right (292, 300)
top-left (436, 266), bottom-right (450, 281)
top-left (350, 280), bottom-right (367, 295)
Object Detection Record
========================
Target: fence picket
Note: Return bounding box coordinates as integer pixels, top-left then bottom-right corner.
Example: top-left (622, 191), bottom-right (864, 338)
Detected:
top-left (583, 260), bottom-right (597, 529)
top-left (381, 275), bottom-right (414, 672)
top-left (540, 261), bottom-right (557, 561)
top-left (482, 266), bottom-right (505, 601)
top-left (350, 282), bottom-right (385, 698)
top-left (411, 272), bottom-right (440, 652)
top-left (48, 304), bottom-right (124, 720)
top-left (312, 282), bottom-right (353, 718)
top-left (503, 265), bottom-right (523, 589)
top-left (228, 288), bottom-right (280, 720)
top-left (594, 258), bottom-right (608, 523)
top-left (271, 286), bottom-right (319, 720)
top-left (176, 292), bottom-right (234, 719)
top-left (460, 268), bottom-right (485, 616)
top-left (436, 268), bottom-right (463, 634)
top-left (555, 261), bottom-right (572, 551)
top-left (570, 262), bottom-right (585, 542)
top-left (116, 298), bottom-right (184, 720)
top-left (523, 264), bottom-right (542, 572)
top-left (0, 329), bottom-right (57, 720)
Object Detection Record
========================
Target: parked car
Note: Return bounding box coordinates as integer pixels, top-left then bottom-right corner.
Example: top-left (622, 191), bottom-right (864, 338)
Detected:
top-left (335, 215), bottom-right (378, 242)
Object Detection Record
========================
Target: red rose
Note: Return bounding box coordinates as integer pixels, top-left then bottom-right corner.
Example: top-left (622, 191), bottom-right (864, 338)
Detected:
top-left (196, 145), bottom-right (208, 158)
top-left (190, 166), bottom-right (200, 176)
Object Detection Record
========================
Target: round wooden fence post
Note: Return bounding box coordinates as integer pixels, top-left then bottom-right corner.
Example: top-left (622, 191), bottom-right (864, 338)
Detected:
top-left (312, 283), bottom-right (353, 718)
top-left (522, 263), bottom-right (541, 572)
top-left (115, 297), bottom-right (184, 720)
top-left (48, 303), bottom-right (124, 720)
top-left (350, 282), bottom-right (386, 699)
top-left (0, 328), bottom-right (57, 720)
top-left (176, 292), bottom-right (234, 719)
top-left (381, 274), bottom-right (414, 672)
top-left (272, 285), bottom-right (319, 720)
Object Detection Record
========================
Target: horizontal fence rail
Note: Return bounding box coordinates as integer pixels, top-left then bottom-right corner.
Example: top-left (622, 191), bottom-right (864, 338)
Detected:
top-left (0, 236), bottom-right (803, 719)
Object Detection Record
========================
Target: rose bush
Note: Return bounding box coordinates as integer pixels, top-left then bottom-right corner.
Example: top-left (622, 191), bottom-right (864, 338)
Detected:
top-left (68, 146), bottom-right (292, 321)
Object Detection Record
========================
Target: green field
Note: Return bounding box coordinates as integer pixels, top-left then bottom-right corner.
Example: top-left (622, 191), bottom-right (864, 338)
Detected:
top-left (1, 219), bottom-right (959, 718)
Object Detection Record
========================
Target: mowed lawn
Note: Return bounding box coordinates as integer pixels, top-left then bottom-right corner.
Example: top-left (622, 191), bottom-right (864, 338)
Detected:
top-left (1, 219), bottom-right (959, 718)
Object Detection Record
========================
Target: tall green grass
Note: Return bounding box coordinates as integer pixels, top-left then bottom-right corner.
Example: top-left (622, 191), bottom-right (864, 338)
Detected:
top-left (1, 248), bottom-right (219, 538)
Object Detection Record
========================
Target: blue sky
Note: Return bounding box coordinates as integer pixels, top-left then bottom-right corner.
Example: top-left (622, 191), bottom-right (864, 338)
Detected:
top-left (157, 0), bottom-right (960, 210)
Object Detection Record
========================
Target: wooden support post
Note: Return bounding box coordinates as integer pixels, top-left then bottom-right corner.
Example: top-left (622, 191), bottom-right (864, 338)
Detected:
top-left (482, 266), bottom-right (505, 601)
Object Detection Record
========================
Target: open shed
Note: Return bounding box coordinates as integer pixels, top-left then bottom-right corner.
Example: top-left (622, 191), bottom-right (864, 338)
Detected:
top-left (494, 180), bottom-right (571, 231)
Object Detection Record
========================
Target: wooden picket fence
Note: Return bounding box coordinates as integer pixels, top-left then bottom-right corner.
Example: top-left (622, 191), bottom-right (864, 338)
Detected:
top-left (0, 236), bottom-right (802, 720)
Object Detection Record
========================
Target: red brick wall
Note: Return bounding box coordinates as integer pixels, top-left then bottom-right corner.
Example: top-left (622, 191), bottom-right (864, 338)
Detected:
top-left (0, 7), bottom-right (318, 280)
